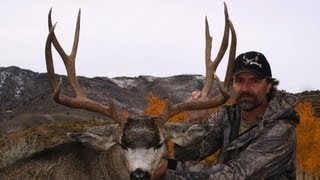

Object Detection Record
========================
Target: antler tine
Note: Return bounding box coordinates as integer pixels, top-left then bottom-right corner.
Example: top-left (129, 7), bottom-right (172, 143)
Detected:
top-left (45, 9), bottom-right (123, 125)
top-left (48, 8), bottom-right (84, 98)
top-left (45, 20), bottom-right (58, 91)
top-left (224, 18), bottom-right (237, 90)
top-left (202, 2), bottom-right (230, 97)
top-left (157, 3), bottom-right (236, 125)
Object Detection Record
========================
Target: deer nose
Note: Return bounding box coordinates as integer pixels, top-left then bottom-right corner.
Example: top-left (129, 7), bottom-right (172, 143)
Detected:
top-left (130, 169), bottom-right (150, 180)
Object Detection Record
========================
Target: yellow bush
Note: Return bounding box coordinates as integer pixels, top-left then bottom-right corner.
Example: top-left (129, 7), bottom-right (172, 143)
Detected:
top-left (295, 102), bottom-right (320, 176)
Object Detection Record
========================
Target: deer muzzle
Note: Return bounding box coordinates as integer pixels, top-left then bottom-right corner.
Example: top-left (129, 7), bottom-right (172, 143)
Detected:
top-left (130, 168), bottom-right (151, 180)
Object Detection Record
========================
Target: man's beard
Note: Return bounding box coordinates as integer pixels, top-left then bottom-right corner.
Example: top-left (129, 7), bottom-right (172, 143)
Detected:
top-left (236, 92), bottom-right (261, 111)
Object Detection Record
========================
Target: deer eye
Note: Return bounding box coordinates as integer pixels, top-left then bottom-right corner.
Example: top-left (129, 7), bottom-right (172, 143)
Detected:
top-left (119, 144), bottom-right (128, 151)
top-left (154, 143), bottom-right (163, 150)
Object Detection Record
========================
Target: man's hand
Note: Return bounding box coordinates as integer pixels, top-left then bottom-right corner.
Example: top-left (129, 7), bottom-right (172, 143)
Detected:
top-left (190, 90), bottom-right (202, 100)
top-left (187, 90), bottom-right (208, 123)
top-left (151, 159), bottom-right (168, 180)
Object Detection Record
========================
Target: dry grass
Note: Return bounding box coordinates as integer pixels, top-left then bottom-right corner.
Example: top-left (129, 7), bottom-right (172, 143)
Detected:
top-left (0, 135), bottom-right (37, 168)
top-left (0, 118), bottom-right (109, 168)
top-left (297, 169), bottom-right (320, 180)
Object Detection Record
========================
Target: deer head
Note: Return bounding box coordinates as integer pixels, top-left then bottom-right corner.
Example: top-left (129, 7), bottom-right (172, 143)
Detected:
top-left (45, 3), bottom-right (236, 180)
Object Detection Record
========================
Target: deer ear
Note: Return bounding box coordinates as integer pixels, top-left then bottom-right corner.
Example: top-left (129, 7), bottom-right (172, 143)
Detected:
top-left (68, 124), bottom-right (121, 151)
top-left (162, 123), bottom-right (213, 147)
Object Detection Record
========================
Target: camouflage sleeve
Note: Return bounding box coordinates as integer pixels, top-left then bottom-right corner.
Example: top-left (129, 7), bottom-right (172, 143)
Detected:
top-left (168, 120), bottom-right (297, 179)
top-left (165, 160), bottom-right (220, 180)
top-left (173, 108), bottom-right (228, 161)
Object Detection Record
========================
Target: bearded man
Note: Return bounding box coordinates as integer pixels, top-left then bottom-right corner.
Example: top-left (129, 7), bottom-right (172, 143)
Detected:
top-left (154, 51), bottom-right (299, 180)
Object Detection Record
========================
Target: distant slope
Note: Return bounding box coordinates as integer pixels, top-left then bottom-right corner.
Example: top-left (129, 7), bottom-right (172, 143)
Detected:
top-left (1, 66), bottom-right (319, 134)
top-left (0, 66), bottom-right (206, 133)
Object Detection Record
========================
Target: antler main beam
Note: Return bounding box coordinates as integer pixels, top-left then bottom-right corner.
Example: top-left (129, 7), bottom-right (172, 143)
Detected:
top-left (157, 3), bottom-right (237, 124)
top-left (45, 9), bottom-right (121, 124)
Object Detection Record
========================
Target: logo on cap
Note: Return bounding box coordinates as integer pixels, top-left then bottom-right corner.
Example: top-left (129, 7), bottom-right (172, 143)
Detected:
top-left (242, 54), bottom-right (262, 68)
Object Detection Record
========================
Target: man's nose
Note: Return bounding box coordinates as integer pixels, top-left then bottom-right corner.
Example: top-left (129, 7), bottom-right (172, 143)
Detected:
top-left (241, 82), bottom-right (251, 91)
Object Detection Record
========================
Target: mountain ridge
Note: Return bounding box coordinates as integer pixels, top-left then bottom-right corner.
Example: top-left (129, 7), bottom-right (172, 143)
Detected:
top-left (1, 66), bottom-right (319, 134)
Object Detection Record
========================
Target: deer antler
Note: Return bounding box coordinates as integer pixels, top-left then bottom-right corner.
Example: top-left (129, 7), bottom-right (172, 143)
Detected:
top-left (45, 9), bottom-right (122, 124)
top-left (157, 3), bottom-right (237, 124)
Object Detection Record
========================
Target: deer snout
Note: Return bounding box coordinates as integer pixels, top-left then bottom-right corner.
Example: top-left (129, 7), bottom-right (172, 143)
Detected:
top-left (130, 169), bottom-right (151, 180)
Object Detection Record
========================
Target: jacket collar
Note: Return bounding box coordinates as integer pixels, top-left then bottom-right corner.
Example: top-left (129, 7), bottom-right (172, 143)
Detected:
top-left (225, 91), bottom-right (298, 151)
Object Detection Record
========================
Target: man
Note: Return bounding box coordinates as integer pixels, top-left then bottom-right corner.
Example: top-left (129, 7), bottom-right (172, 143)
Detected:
top-left (156, 51), bottom-right (299, 179)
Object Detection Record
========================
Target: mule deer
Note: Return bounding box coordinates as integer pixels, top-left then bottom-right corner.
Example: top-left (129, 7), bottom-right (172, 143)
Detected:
top-left (0, 3), bottom-right (236, 180)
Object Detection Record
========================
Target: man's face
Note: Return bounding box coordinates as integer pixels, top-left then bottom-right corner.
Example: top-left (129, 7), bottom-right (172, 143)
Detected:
top-left (232, 72), bottom-right (272, 111)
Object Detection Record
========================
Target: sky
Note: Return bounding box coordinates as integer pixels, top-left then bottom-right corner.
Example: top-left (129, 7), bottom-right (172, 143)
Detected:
top-left (1, 0), bottom-right (319, 93)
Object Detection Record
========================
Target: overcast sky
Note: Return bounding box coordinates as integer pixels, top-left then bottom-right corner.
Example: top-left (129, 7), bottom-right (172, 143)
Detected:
top-left (1, 0), bottom-right (319, 93)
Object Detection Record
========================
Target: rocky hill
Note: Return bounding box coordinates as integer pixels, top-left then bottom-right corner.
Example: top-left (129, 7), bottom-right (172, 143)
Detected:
top-left (0, 66), bottom-right (319, 134)
top-left (0, 66), bottom-right (208, 134)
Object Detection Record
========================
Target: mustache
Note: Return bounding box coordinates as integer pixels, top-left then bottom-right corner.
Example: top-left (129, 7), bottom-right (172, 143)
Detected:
top-left (238, 92), bottom-right (256, 99)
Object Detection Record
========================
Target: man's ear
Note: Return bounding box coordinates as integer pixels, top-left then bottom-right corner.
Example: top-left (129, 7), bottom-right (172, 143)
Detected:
top-left (162, 123), bottom-right (213, 147)
top-left (267, 82), bottom-right (272, 94)
top-left (68, 124), bottom-right (121, 151)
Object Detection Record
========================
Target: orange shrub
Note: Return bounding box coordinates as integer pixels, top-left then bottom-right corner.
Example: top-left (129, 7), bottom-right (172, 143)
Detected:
top-left (144, 92), bottom-right (188, 123)
top-left (295, 102), bottom-right (320, 176)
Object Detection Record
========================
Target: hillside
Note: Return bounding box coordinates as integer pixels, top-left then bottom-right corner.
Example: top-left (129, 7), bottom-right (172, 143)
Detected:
top-left (1, 66), bottom-right (319, 134)
top-left (0, 66), bottom-right (207, 134)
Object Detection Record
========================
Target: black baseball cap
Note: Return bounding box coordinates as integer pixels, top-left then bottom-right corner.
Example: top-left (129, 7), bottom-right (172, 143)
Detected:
top-left (233, 51), bottom-right (272, 78)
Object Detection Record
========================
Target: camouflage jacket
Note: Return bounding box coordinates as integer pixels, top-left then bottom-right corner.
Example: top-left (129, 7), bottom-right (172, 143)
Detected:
top-left (167, 92), bottom-right (299, 180)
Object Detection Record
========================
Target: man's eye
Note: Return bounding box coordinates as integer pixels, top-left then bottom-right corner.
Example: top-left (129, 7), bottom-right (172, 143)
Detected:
top-left (252, 79), bottom-right (261, 83)
top-left (234, 79), bottom-right (242, 84)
